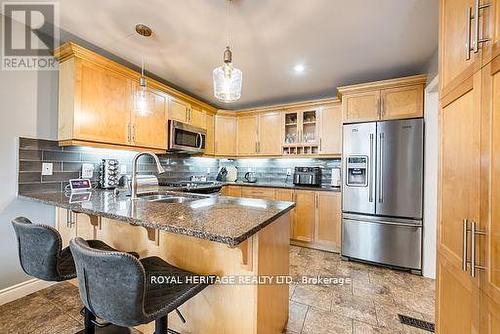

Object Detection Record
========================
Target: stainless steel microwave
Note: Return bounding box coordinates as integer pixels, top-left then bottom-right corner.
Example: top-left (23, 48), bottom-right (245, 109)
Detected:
top-left (168, 120), bottom-right (206, 154)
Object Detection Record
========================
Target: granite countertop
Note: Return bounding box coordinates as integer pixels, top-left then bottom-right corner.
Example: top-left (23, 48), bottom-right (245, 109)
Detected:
top-left (19, 190), bottom-right (295, 247)
top-left (224, 181), bottom-right (341, 192)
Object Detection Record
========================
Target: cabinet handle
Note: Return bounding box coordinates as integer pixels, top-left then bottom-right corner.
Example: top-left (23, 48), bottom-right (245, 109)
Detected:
top-left (132, 124), bottom-right (136, 142)
top-left (127, 123), bottom-right (132, 143)
top-left (466, 6), bottom-right (474, 60)
top-left (380, 98), bottom-right (384, 118)
top-left (315, 193), bottom-right (318, 209)
top-left (462, 219), bottom-right (468, 271)
top-left (470, 221), bottom-right (487, 277)
top-left (319, 138), bottom-right (322, 151)
top-left (473, 0), bottom-right (492, 53)
top-left (255, 142), bottom-right (258, 153)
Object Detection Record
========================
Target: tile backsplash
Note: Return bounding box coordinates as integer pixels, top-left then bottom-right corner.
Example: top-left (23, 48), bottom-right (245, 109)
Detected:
top-left (219, 158), bottom-right (341, 185)
top-left (17, 137), bottom-right (340, 194)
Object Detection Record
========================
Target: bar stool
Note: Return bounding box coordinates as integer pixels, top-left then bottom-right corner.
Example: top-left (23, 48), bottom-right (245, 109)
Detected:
top-left (70, 237), bottom-right (213, 334)
top-left (11, 216), bottom-right (139, 333)
top-left (11, 216), bottom-right (139, 281)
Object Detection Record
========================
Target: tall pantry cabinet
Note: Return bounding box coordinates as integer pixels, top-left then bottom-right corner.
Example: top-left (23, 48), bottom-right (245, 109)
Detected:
top-left (437, 0), bottom-right (500, 333)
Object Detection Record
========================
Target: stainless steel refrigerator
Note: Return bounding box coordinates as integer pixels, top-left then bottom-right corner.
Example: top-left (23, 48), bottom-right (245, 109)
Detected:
top-left (341, 118), bottom-right (424, 273)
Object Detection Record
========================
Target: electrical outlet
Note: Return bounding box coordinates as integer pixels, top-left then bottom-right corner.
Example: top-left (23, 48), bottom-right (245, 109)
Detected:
top-left (247, 167), bottom-right (252, 172)
top-left (286, 168), bottom-right (292, 176)
top-left (81, 163), bottom-right (94, 178)
top-left (120, 165), bottom-right (127, 174)
top-left (206, 168), bottom-right (211, 175)
top-left (42, 163), bottom-right (53, 176)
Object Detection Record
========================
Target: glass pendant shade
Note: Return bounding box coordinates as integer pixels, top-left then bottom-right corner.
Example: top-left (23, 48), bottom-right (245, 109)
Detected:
top-left (213, 62), bottom-right (242, 103)
top-left (134, 76), bottom-right (150, 116)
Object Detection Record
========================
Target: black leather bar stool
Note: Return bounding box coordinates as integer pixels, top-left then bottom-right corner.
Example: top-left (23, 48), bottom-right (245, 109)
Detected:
top-left (70, 237), bottom-right (213, 334)
top-left (11, 216), bottom-right (139, 333)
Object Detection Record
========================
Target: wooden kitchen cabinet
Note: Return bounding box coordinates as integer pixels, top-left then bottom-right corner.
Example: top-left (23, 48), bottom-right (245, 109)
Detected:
top-left (436, 71), bottom-right (483, 333)
top-left (380, 84), bottom-right (424, 120)
top-left (341, 90), bottom-right (380, 123)
top-left (276, 189), bottom-right (295, 235)
top-left (237, 114), bottom-right (259, 156)
top-left (292, 190), bottom-right (315, 243)
top-left (315, 192), bottom-right (341, 252)
top-left (215, 114), bottom-right (237, 156)
top-left (258, 111), bottom-right (282, 155)
top-left (440, 0), bottom-right (480, 94)
top-left (483, 0), bottom-right (500, 65)
top-left (205, 113), bottom-right (215, 155)
top-left (56, 208), bottom-right (97, 247)
top-left (169, 98), bottom-right (189, 123)
top-left (55, 43), bottom-right (217, 152)
top-left (58, 58), bottom-right (133, 147)
top-left (241, 187), bottom-right (276, 200)
top-left (319, 104), bottom-right (342, 155)
top-left (190, 106), bottom-right (207, 129)
top-left (338, 75), bottom-right (426, 124)
top-left (479, 55), bottom-right (500, 310)
top-left (131, 84), bottom-right (167, 149)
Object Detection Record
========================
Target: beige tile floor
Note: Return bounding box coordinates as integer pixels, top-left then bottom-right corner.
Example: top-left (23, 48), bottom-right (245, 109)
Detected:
top-left (0, 246), bottom-right (435, 334)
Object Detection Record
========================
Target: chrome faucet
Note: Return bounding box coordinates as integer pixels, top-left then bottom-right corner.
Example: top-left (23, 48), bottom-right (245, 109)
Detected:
top-left (131, 152), bottom-right (166, 199)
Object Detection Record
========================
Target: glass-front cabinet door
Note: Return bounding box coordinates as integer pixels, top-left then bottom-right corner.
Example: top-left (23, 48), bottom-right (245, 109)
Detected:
top-left (282, 109), bottom-right (319, 155)
top-left (300, 109), bottom-right (318, 145)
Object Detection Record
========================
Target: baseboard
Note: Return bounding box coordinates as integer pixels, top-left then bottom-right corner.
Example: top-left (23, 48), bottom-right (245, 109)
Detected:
top-left (0, 278), bottom-right (55, 305)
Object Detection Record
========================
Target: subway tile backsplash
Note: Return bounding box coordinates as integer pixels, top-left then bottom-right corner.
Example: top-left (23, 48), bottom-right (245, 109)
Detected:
top-left (17, 137), bottom-right (340, 194)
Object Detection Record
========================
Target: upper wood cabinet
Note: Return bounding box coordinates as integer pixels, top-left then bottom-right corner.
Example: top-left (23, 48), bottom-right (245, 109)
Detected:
top-left (236, 111), bottom-right (282, 156)
top-left (205, 113), bottom-right (215, 155)
top-left (215, 114), bottom-right (237, 156)
top-left (131, 83), bottom-right (167, 149)
top-left (340, 91), bottom-right (380, 123)
top-left (338, 75), bottom-right (426, 124)
top-left (169, 98), bottom-right (207, 129)
top-left (237, 114), bottom-right (259, 156)
top-left (319, 104), bottom-right (342, 155)
top-left (169, 98), bottom-right (190, 123)
top-left (58, 58), bottom-right (133, 147)
top-left (190, 106), bottom-right (207, 129)
top-left (258, 111), bottom-right (282, 155)
top-left (440, 0), bottom-right (499, 94)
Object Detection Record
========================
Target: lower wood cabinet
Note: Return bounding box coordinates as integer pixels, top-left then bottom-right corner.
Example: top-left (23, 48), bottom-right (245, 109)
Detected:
top-left (314, 192), bottom-right (341, 252)
top-left (56, 208), bottom-right (97, 247)
top-left (240, 186), bottom-right (276, 200)
top-left (292, 190), bottom-right (316, 243)
top-left (221, 186), bottom-right (341, 252)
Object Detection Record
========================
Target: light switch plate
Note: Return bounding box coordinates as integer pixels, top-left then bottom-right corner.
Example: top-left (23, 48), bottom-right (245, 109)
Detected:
top-left (81, 163), bottom-right (94, 178)
top-left (41, 163), bottom-right (53, 176)
top-left (286, 168), bottom-right (292, 176)
top-left (120, 165), bottom-right (127, 174)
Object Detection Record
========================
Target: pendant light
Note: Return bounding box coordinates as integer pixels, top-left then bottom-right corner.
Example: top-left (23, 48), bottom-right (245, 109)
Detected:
top-left (135, 24), bottom-right (152, 116)
top-left (213, 0), bottom-right (242, 103)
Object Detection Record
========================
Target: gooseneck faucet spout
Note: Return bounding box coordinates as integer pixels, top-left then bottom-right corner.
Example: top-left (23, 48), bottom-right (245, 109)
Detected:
top-left (131, 152), bottom-right (166, 199)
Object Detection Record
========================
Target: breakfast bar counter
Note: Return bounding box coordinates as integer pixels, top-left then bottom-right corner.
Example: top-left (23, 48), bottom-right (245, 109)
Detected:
top-left (20, 189), bottom-right (294, 334)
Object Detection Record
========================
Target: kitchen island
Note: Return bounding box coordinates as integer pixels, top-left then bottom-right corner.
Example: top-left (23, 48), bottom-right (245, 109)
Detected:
top-left (20, 190), bottom-right (294, 334)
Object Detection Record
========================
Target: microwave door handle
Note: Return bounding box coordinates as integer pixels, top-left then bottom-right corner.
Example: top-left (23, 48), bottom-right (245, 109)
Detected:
top-left (197, 133), bottom-right (203, 149)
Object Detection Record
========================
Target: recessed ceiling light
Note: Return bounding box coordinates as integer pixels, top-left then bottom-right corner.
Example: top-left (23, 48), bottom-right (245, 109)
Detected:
top-left (294, 64), bottom-right (305, 74)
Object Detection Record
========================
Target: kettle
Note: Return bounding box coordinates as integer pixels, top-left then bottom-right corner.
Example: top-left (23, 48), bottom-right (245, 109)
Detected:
top-left (244, 172), bottom-right (257, 183)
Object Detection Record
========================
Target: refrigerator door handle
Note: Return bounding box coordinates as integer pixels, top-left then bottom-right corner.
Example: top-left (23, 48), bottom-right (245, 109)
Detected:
top-left (378, 132), bottom-right (384, 203)
top-left (369, 133), bottom-right (374, 202)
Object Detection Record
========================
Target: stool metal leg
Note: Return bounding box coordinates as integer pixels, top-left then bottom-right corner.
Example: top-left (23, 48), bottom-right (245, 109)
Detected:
top-left (154, 315), bottom-right (168, 334)
top-left (84, 308), bottom-right (96, 334)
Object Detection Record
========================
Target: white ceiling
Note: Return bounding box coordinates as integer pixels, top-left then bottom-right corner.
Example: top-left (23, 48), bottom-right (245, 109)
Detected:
top-left (27, 0), bottom-right (440, 109)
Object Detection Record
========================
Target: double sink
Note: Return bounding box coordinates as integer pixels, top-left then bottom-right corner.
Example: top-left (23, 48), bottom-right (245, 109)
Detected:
top-left (138, 193), bottom-right (210, 204)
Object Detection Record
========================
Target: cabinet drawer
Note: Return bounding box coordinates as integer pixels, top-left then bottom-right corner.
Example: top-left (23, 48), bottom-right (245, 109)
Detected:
top-left (241, 187), bottom-right (276, 200)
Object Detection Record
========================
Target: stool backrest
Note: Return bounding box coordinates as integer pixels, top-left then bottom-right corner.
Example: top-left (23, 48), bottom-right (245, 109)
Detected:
top-left (11, 217), bottom-right (63, 281)
top-left (69, 237), bottom-right (146, 327)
